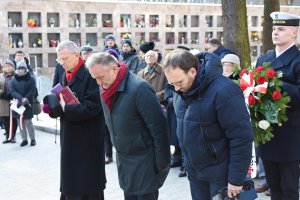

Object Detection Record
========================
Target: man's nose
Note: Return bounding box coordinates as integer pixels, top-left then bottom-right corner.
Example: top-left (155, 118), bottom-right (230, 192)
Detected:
top-left (174, 85), bottom-right (181, 91)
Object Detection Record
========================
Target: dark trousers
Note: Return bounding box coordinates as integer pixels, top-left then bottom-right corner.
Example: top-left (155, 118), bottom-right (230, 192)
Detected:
top-left (172, 146), bottom-right (182, 163)
top-left (124, 191), bottom-right (158, 200)
top-left (60, 191), bottom-right (104, 200)
top-left (263, 160), bottom-right (300, 200)
top-left (3, 116), bottom-right (17, 140)
top-left (189, 178), bottom-right (227, 199)
top-left (104, 126), bottom-right (113, 157)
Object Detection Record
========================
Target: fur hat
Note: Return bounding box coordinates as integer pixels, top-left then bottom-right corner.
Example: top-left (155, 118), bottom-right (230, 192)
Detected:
top-left (42, 94), bottom-right (63, 118)
top-left (140, 41), bottom-right (155, 53)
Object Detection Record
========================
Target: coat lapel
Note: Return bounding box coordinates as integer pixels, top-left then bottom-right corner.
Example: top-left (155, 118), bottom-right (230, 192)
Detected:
top-left (272, 45), bottom-right (299, 70)
top-left (67, 65), bottom-right (85, 88)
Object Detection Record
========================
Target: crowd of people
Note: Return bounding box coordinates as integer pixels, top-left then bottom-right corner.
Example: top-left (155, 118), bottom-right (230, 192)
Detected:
top-left (1, 11), bottom-right (300, 200)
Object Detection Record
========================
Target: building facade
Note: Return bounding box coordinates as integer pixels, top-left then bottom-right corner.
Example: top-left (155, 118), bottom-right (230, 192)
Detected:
top-left (0, 0), bottom-right (300, 74)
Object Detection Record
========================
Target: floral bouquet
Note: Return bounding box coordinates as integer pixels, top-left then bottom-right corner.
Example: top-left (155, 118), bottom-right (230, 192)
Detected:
top-left (234, 62), bottom-right (290, 144)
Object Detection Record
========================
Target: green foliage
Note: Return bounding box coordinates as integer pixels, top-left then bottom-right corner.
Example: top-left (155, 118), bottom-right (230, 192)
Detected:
top-left (236, 62), bottom-right (290, 145)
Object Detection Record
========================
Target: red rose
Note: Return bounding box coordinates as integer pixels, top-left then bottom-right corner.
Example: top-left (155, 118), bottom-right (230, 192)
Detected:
top-left (248, 95), bottom-right (256, 105)
top-left (256, 76), bottom-right (268, 84)
top-left (266, 69), bottom-right (276, 78)
top-left (256, 66), bottom-right (264, 73)
top-left (240, 83), bottom-right (247, 91)
top-left (272, 90), bottom-right (282, 101)
top-left (239, 69), bottom-right (248, 78)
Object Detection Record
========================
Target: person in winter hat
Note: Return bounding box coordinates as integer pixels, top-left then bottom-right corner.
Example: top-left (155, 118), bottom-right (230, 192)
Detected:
top-left (9, 60), bottom-right (36, 147)
top-left (119, 39), bottom-right (140, 74)
top-left (0, 60), bottom-right (17, 143)
top-left (221, 54), bottom-right (240, 79)
top-left (103, 34), bottom-right (120, 54)
top-left (137, 41), bottom-right (155, 73)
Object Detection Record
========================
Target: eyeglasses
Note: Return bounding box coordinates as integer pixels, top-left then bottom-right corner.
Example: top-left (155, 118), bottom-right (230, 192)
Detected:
top-left (169, 79), bottom-right (184, 87)
top-left (56, 56), bottom-right (70, 63)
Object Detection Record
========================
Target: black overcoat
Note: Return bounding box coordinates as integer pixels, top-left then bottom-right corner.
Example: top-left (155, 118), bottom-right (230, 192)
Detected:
top-left (59, 65), bottom-right (106, 195)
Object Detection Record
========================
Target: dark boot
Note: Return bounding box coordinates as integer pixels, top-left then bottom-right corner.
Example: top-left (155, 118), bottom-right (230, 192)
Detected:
top-left (30, 140), bottom-right (36, 146)
top-left (20, 140), bottom-right (28, 147)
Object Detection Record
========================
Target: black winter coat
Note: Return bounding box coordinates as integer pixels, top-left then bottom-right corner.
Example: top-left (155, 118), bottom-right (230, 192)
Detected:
top-left (101, 70), bottom-right (170, 195)
top-left (173, 52), bottom-right (253, 186)
top-left (256, 45), bottom-right (300, 162)
top-left (59, 65), bottom-right (106, 195)
top-left (9, 72), bottom-right (36, 119)
top-left (119, 49), bottom-right (140, 74)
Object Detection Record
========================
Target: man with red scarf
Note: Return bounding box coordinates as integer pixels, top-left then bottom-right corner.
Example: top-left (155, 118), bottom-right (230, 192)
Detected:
top-left (54, 41), bottom-right (106, 200)
top-left (87, 52), bottom-right (170, 200)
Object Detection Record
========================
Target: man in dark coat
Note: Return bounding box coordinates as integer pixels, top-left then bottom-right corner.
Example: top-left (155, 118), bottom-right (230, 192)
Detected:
top-left (87, 52), bottom-right (170, 200)
top-left (163, 50), bottom-right (253, 199)
top-left (255, 12), bottom-right (300, 200)
top-left (208, 38), bottom-right (235, 59)
top-left (119, 39), bottom-right (140, 74)
top-left (51, 41), bottom-right (106, 200)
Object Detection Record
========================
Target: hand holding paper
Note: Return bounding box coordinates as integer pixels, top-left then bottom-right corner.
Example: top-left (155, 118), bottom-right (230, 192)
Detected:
top-left (10, 99), bottom-right (26, 115)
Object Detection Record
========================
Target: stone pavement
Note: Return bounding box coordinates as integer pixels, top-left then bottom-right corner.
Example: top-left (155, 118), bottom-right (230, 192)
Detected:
top-left (0, 114), bottom-right (270, 200)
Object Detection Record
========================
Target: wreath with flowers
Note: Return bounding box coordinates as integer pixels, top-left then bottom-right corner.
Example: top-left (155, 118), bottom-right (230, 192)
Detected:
top-left (233, 62), bottom-right (290, 144)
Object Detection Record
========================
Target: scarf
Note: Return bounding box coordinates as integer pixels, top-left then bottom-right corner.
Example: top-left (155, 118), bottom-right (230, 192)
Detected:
top-left (101, 62), bottom-right (127, 112)
top-left (66, 57), bottom-right (84, 84)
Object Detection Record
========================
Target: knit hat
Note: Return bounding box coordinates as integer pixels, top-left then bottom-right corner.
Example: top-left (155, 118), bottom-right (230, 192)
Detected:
top-left (81, 46), bottom-right (93, 53)
top-left (4, 60), bottom-right (15, 68)
top-left (221, 54), bottom-right (240, 69)
top-left (16, 60), bottom-right (28, 69)
top-left (122, 39), bottom-right (132, 48)
top-left (106, 49), bottom-right (119, 60)
top-left (105, 34), bottom-right (116, 43)
top-left (140, 41), bottom-right (155, 54)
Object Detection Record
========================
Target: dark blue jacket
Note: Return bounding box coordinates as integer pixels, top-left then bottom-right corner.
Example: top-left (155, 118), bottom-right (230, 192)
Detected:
top-left (173, 52), bottom-right (253, 186)
top-left (213, 46), bottom-right (235, 59)
top-left (256, 45), bottom-right (300, 161)
top-left (9, 72), bottom-right (36, 119)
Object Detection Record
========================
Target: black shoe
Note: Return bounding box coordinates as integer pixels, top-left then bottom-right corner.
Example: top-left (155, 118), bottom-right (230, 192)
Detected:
top-left (180, 165), bottom-right (185, 171)
top-left (178, 169), bottom-right (187, 177)
top-left (170, 160), bottom-right (182, 168)
top-left (3, 139), bottom-right (11, 144)
top-left (20, 140), bottom-right (28, 147)
top-left (30, 140), bottom-right (36, 146)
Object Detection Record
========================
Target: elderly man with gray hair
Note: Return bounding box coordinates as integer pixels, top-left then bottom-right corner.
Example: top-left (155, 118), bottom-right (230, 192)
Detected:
top-left (87, 52), bottom-right (170, 200)
top-left (45, 41), bottom-right (106, 200)
top-left (137, 50), bottom-right (166, 103)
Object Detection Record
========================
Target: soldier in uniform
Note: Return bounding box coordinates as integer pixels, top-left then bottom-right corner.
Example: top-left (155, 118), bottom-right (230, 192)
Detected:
top-left (256, 12), bottom-right (300, 200)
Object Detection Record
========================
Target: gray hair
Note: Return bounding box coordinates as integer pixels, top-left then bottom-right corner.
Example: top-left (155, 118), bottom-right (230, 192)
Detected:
top-left (86, 52), bottom-right (118, 69)
top-left (56, 41), bottom-right (80, 53)
top-left (145, 50), bottom-right (158, 59)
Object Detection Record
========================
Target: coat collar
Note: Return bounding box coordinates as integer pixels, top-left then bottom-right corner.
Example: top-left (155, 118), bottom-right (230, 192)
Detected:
top-left (271, 45), bottom-right (299, 69)
top-left (142, 63), bottom-right (162, 80)
top-left (62, 64), bottom-right (86, 87)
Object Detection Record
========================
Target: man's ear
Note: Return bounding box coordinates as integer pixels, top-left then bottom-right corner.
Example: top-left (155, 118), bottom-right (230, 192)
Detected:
top-left (189, 67), bottom-right (197, 77)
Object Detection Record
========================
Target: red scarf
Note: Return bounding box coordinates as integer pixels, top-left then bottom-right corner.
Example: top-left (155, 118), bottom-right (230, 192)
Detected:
top-left (66, 57), bottom-right (84, 84)
top-left (101, 62), bottom-right (127, 112)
